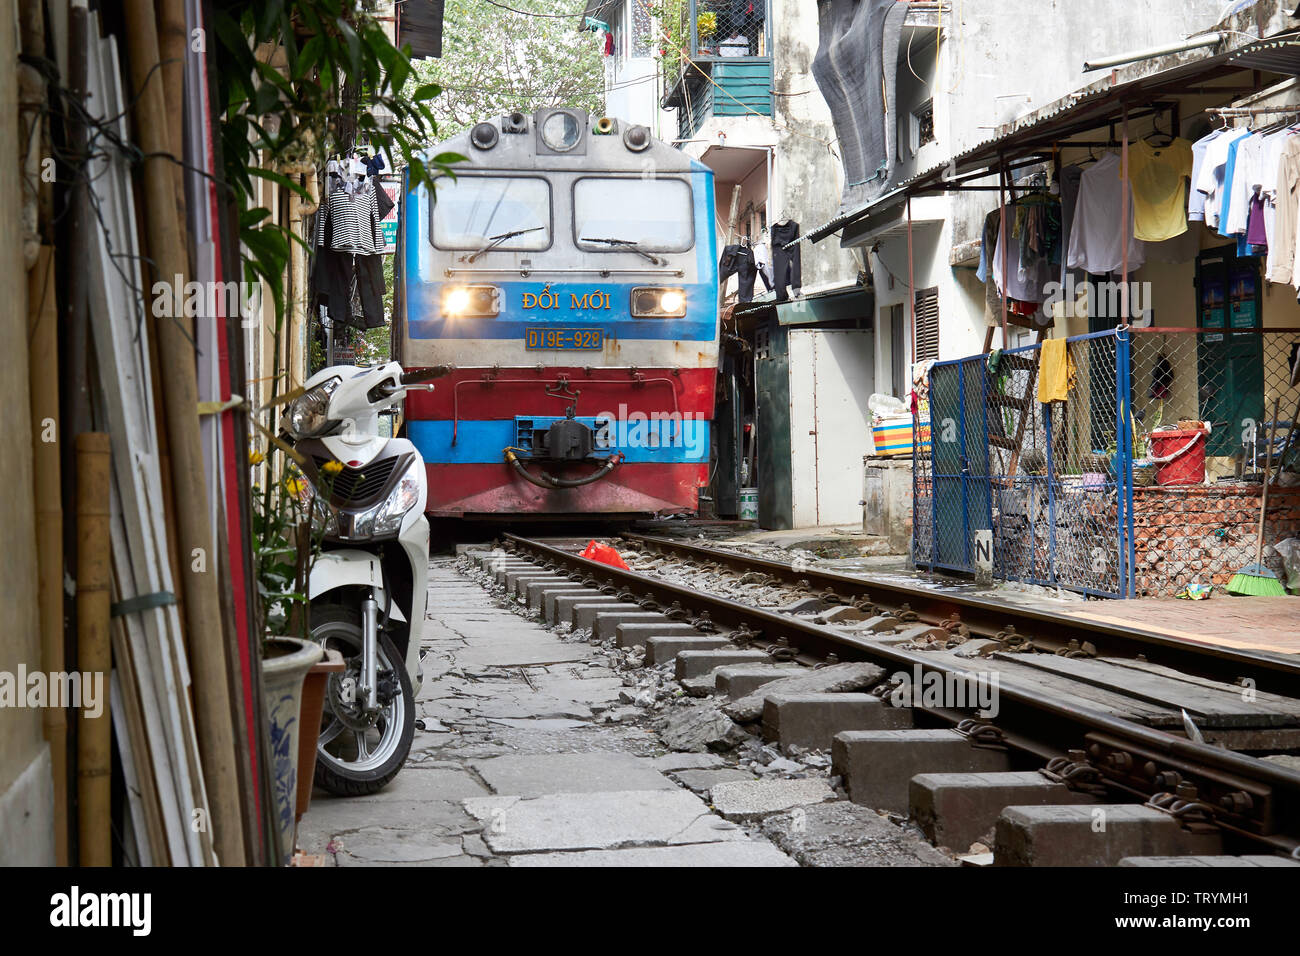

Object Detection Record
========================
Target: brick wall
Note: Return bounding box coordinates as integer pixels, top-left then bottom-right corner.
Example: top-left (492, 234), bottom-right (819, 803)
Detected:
top-left (1132, 485), bottom-right (1300, 596)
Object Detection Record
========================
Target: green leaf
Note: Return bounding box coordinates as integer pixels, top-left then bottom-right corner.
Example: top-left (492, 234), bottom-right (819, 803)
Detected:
top-left (240, 207), bottom-right (272, 228)
top-left (253, 82), bottom-right (282, 115)
top-left (413, 83), bottom-right (441, 102)
top-left (335, 17), bottom-right (362, 75)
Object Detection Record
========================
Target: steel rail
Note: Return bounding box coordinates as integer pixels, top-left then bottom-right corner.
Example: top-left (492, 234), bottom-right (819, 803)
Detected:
top-left (621, 532), bottom-right (1300, 701)
top-left (503, 533), bottom-right (1300, 848)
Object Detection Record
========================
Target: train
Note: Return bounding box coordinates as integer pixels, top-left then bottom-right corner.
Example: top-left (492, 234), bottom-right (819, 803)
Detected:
top-left (392, 108), bottom-right (720, 518)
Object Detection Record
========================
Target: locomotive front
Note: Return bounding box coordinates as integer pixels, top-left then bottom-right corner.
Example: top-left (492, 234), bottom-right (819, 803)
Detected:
top-left (395, 109), bottom-right (719, 517)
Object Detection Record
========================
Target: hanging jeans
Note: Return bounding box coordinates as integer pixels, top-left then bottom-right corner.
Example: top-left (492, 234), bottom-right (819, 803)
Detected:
top-left (720, 244), bottom-right (770, 303)
top-left (314, 250), bottom-right (386, 329)
top-left (769, 221), bottom-right (801, 301)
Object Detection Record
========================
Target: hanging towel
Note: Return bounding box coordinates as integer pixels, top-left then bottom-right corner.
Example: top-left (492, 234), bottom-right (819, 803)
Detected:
top-left (1037, 338), bottom-right (1075, 403)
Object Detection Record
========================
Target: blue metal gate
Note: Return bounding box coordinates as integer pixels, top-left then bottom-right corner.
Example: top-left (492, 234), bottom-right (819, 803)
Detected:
top-left (914, 329), bottom-right (1134, 598)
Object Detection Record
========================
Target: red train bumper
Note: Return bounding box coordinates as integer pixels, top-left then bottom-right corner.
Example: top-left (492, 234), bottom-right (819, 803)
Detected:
top-left (424, 461), bottom-right (707, 517)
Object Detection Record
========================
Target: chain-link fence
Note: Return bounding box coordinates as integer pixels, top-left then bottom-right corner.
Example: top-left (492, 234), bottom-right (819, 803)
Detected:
top-left (915, 331), bottom-right (1127, 597)
top-left (691, 0), bottom-right (767, 57)
top-left (1127, 328), bottom-right (1300, 595)
top-left (913, 326), bottom-right (1300, 598)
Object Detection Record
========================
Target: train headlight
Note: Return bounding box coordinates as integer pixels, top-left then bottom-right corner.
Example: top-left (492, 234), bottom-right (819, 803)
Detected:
top-left (631, 286), bottom-right (687, 318)
top-left (540, 110), bottom-right (582, 152)
top-left (441, 284), bottom-right (501, 317)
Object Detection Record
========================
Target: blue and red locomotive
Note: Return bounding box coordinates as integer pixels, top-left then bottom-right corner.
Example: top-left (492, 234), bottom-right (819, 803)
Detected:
top-left (393, 109), bottom-right (720, 517)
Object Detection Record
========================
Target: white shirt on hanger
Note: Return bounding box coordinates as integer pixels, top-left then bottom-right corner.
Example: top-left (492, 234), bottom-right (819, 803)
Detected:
top-left (1065, 152), bottom-right (1147, 275)
top-left (1196, 128), bottom-right (1250, 229)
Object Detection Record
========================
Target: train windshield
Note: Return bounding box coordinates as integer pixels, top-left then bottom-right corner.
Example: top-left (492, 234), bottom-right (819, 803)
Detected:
top-left (573, 177), bottom-right (693, 253)
top-left (430, 176), bottom-right (552, 251)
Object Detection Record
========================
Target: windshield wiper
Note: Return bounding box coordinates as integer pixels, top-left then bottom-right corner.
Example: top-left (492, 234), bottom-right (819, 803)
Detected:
top-left (465, 226), bottom-right (544, 263)
top-left (581, 237), bottom-right (664, 266)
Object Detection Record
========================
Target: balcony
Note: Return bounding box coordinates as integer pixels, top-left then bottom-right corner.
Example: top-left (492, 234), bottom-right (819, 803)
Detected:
top-left (662, 0), bottom-right (772, 142)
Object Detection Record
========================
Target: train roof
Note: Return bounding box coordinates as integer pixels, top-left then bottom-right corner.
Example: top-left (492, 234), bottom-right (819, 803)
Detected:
top-left (417, 109), bottom-right (710, 177)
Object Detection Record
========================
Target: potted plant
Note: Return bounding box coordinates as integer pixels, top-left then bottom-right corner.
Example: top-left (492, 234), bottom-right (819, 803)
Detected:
top-left (250, 444), bottom-right (334, 863)
top-left (260, 635), bottom-right (321, 865)
top-left (697, 11), bottom-right (717, 54)
top-left (295, 647), bottom-right (345, 826)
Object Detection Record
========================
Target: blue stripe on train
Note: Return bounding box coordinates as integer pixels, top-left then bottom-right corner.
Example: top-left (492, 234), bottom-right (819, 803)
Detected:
top-left (408, 418), bottom-right (711, 465)
top-left (405, 281), bottom-right (717, 341)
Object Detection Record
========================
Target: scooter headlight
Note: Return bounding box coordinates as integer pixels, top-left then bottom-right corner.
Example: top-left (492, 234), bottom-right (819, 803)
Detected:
top-left (287, 377), bottom-right (341, 438)
top-left (346, 461), bottom-right (421, 539)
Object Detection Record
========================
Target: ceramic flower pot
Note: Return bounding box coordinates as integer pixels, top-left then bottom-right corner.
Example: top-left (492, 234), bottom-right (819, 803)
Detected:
top-left (261, 637), bottom-right (323, 865)
top-left (295, 647), bottom-right (346, 825)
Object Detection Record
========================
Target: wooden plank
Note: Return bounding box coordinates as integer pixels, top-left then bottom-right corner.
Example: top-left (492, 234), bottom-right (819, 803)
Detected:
top-left (1062, 598), bottom-right (1300, 655)
top-left (991, 652), bottom-right (1300, 728)
top-left (109, 666), bottom-right (157, 866)
top-left (925, 650), bottom-right (1181, 725)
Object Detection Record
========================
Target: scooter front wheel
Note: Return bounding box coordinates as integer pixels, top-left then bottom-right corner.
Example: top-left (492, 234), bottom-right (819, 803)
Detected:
top-left (309, 604), bottom-right (415, 796)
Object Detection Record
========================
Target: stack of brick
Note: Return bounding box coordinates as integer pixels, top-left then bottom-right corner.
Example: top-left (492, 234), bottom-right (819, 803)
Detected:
top-left (1132, 486), bottom-right (1300, 595)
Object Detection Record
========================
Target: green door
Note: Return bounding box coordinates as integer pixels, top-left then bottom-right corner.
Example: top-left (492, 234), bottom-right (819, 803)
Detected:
top-left (1197, 247), bottom-right (1263, 457)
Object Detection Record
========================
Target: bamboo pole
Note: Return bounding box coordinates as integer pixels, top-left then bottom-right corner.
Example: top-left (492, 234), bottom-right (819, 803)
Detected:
top-left (75, 433), bottom-right (112, 867)
top-left (156, 0), bottom-right (190, 272)
top-left (28, 248), bottom-right (67, 866)
top-left (123, 0), bottom-right (247, 866)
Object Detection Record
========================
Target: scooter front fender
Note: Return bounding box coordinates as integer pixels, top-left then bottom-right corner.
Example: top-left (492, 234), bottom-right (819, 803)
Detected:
top-left (308, 550), bottom-right (406, 622)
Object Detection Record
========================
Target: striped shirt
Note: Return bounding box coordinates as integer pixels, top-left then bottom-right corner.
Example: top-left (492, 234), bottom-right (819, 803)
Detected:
top-left (315, 180), bottom-right (383, 254)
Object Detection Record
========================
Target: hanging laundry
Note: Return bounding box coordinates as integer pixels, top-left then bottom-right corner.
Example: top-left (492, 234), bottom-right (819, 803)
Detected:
top-left (1217, 132), bottom-right (1250, 240)
top-left (769, 220), bottom-right (802, 301)
top-left (1127, 137), bottom-right (1193, 241)
top-left (313, 250), bottom-right (386, 330)
top-left (1226, 132), bottom-right (1266, 237)
top-left (1150, 353), bottom-right (1173, 400)
top-left (1196, 127), bottom-right (1249, 230)
top-left (1266, 134), bottom-right (1300, 285)
top-left (314, 179), bottom-right (384, 255)
top-left (994, 202), bottom-right (1055, 303)
top-left (1259, 129), bottom-right (1293, 254)
top-left (719, 243), bottom-right (762, 303)
top-left (1037, 338), bottom-right (1076, 403)
top-left (1066, 152), bottom-right (1146, 275)
top-left (1058, 165), bottom-right (1084, 288)
top-left (1188, 128), bottom-right (1227, 222)
top-left (752, 236), bottom-right (773, 289)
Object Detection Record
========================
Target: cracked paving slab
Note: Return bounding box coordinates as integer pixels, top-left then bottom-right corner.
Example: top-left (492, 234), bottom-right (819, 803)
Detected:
top-left (463, 789), bottom-right (749, 854)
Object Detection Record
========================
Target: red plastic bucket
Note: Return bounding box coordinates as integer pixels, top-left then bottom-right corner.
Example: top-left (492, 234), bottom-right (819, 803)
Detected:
top-left (1148, 428), bottom-right (1205, 486)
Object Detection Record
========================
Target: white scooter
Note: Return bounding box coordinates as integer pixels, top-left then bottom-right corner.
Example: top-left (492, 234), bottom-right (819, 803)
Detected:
top-left (283, 361), bottom-right (447, 794)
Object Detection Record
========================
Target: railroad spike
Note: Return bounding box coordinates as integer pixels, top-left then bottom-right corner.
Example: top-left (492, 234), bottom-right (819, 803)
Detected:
top-left (690, 611), bottom-right (718, 633)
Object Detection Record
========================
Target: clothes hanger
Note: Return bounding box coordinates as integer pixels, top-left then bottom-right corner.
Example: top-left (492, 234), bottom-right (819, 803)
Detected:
top-left (1143, 114), bottom-right (1176, 147)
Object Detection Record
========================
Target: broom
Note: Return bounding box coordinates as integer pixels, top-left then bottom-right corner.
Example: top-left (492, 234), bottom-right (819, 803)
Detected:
top-left (1227, 398), bottom-right (1288, 596)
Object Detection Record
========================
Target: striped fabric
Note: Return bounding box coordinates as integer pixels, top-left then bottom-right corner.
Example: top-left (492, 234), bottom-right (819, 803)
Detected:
top-left (873, 417), bottom-right (931, 457)
top-left (315, 181), bottom-right (383, 254)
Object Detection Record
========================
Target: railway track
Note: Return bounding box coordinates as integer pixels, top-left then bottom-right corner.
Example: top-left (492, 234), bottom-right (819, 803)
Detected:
top-left (478, 534), bottom-right (1300, 864)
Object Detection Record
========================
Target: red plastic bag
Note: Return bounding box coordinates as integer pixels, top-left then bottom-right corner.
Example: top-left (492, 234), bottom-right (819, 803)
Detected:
top-left (580, 540), bottom-right (629, 570)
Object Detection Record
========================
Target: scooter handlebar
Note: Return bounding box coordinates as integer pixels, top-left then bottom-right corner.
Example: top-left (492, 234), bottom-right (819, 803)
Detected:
top-left (400, 365), bottom-right (454, 385)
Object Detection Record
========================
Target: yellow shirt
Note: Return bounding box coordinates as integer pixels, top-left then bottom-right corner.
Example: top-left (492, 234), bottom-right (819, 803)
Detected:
top-left (1127, 138), bottom-right (1194, 241)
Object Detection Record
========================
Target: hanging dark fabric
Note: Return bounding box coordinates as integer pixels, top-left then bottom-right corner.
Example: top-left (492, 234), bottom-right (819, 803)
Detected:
top-left (811, 0), bottom-right (911, 214)
top-left (770, 220), bottom-right (802, 301)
